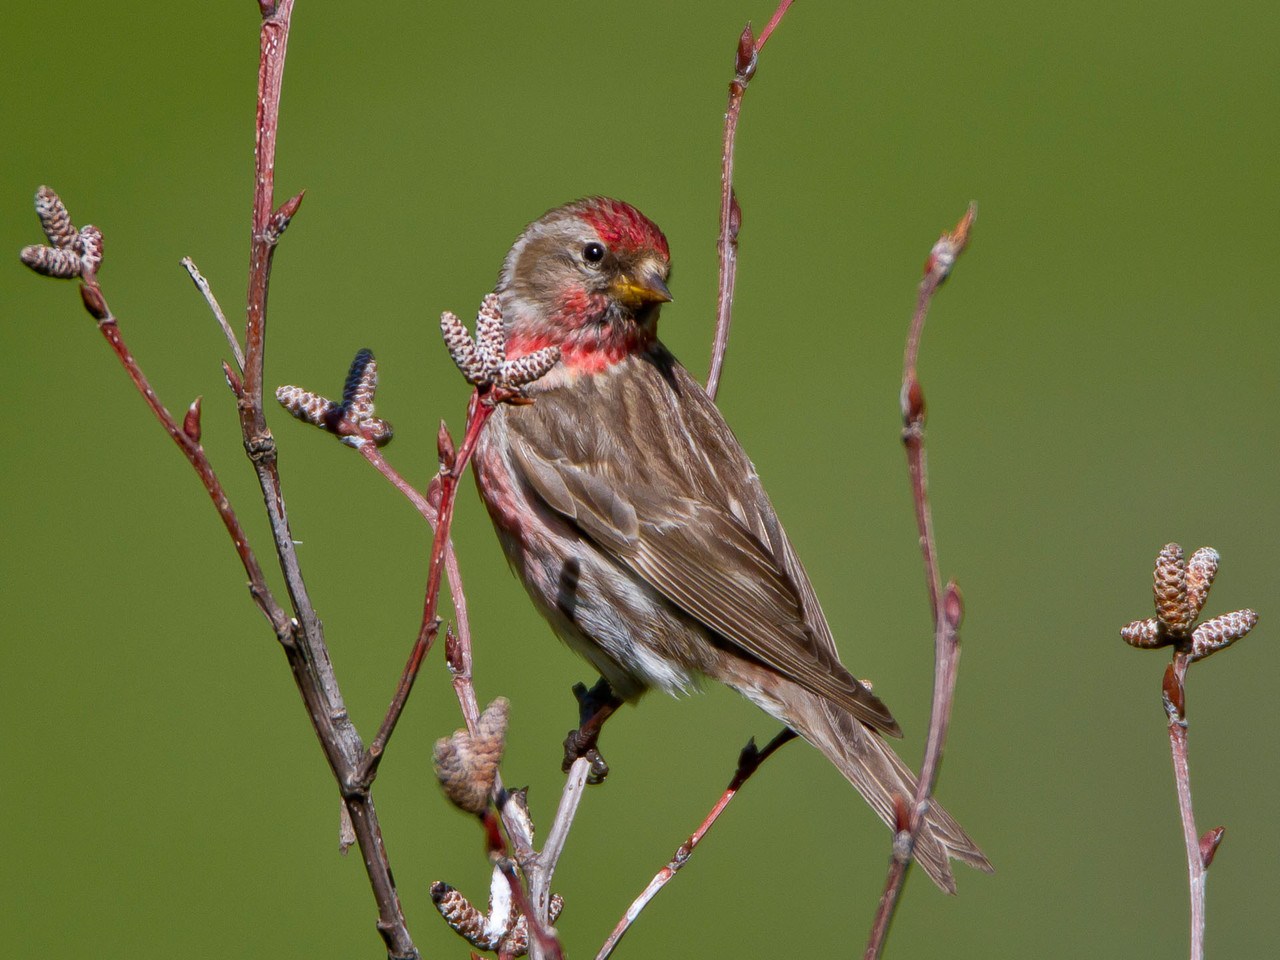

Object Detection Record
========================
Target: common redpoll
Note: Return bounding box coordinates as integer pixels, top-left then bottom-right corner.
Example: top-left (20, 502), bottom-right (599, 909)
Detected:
top-left (471, 197), bottom-right (990, 892)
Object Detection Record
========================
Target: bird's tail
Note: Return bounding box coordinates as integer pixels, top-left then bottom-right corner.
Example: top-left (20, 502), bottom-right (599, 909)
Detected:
top-left (762, 685), bottom-right (992, 893)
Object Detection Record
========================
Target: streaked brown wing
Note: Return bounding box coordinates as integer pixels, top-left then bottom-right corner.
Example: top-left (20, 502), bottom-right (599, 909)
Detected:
top-left (505, 348), bottom-right (899, 735)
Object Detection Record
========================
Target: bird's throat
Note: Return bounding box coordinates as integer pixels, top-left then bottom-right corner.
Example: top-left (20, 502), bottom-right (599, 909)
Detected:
top-left (507, 324), bottom-right (651, 374)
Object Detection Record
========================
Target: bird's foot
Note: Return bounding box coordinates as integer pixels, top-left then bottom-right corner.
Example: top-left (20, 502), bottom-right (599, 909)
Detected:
top-left (562, 678), bottom-right (622, 785)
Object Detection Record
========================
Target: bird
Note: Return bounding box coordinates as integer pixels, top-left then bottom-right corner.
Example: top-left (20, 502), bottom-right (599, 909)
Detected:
top-left (470, 196), bottom-right (991, 892)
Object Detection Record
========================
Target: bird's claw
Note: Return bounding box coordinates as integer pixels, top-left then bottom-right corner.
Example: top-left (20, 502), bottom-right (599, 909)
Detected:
top-left (563, 678), bottom-right (622, 784)
top-left (562, 733), bottom-right (610, 784)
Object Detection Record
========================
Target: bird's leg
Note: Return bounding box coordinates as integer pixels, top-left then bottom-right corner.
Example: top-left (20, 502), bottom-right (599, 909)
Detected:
top-left (563, 677), bottom-right (623, 784)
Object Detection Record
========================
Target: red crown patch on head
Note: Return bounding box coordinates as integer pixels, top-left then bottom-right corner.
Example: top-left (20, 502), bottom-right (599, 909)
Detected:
top-left (577, 197), bottom-right (670, 259)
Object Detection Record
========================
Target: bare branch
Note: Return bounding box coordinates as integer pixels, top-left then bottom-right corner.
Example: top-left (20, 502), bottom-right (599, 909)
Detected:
top-left (595, 729), bottom-right (796, 960)
top-left (1122, 543), bottom-right (1261, 960)
top-left (18, 3), bottom-right (419, 953)
top-left (1164, 653), bottom-right (1207, 960)
top-left (864, 204), bottom-right (977, 960)
top-left (357, 391), bottom-right (497, 786)
top-left (705, 0), bottom-right (795, 400)
top-left (21, 224), bottom-right (290, 644)
top-left (526, 757), bottom-right (591, 960)
top-left (330, 355), bottom-right (535, 864)
top-left (181, 257), bottom-right (245, 372)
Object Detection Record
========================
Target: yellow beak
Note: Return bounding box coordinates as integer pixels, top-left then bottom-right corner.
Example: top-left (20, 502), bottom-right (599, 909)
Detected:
top-left (612, 271), bottom-right (672, 309)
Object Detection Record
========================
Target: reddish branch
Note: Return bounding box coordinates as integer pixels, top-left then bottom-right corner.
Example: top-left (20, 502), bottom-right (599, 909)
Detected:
top-left (864, 204), bottom-right (976, 960)
top-left (594, 729), bottom-right (796, 960)
top-left (75, 283), bottom-right (283, 636)
top-left (233, 6), bottom-right (421, 957)
top-left (22, 2), bottom-right (420, 955)
top-left (272, 295), bottom-right (571, 954)
top-left (706, 0), bottom-right (795, 400)
top-left (351, 441), bottom-right (486, 742)
top-left (358, 392), bottom-right (497, 783)
top-left (272, 335), bottom-right (562, 955)
top-left (348, 388), bottom-right (541, 863)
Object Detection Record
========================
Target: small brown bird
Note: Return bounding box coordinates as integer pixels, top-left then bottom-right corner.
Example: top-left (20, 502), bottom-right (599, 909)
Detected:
top-left (472, 197), bottom-right (990, 891)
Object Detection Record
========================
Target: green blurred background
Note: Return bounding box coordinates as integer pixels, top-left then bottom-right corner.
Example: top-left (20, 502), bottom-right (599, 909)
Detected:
top-left (3, 2), bottom-right (1276, 956)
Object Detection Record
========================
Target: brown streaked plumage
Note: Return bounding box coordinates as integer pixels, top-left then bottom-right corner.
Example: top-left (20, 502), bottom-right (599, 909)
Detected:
top-left (472, 197), bottom-right (991, 892)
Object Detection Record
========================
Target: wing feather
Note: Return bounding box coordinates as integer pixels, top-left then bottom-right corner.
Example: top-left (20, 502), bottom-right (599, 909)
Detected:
top-left (505, 348), bottom-right (899, 735)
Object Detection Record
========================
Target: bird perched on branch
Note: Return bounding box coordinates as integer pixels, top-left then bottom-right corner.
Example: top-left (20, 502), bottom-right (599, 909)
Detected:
top-left (471, 197), bottom-right (990, 892)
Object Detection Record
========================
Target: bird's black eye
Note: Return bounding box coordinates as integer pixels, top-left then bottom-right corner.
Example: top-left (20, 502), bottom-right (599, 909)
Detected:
top-left (582, 242), bottom-right (606, 264)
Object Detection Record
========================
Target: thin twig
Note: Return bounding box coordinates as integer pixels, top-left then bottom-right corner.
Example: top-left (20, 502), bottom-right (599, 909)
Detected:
top-left (345, 378), bottom-right (545, 901)
top-left (1165, 654), bottom-right (1206, 960)
top-left (705, 0), bottom-right (795, 400)
top-left (355, 438), bottom-right (486, 739)
top-left (356, 442), bottom-right (438, 525)
top-left (350, 429), bottom-right (478, 728)
top-left (74, 277), bottom-right (290, 637)
top-left (342, 351), bottom-right (542, 866)
top-left (66, 267), bottom-right (415, 949)
top-left (864, 204), bottom-right (976, 960)
top-left (539, 758), bottom-right (592, 885)
top-left (1121, 544), bottom-right (1258, 960)
top-left (526, 757), bottom-right (592, 960)
top-left (594, 728), bottom-right (797, 960)
top-left (358, 391), bottom-right (497, 782)
top-left (181, 256), bottom-right (245, 372)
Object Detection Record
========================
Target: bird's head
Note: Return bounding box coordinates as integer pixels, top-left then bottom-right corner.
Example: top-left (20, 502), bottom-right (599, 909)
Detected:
top-left (498, 197), bottom-right (671, 372)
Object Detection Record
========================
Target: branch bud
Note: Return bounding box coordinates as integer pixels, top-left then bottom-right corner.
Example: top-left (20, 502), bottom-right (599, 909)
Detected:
top-left (276, 189), bottom-right (305, 226)
top-left (438, 420), bottom-right (457, 472)
top-left (900, 368), bottom-right (925, 426)
top-left (943, 579), bottom-right (964, 631)
top-left (924, 202), bottom-right (977, 281)
top-left (183, 397), bottom-right (203, 443)
top-left (893, 793), bottom-right (912, 833)
top-left (1199, 826), bottom-right (1225, 869)
top-left (223, 360), bottom-right (244, 398)
top-left (728, 187), bottom-right (742, 242)
top-left (735, 22), bottom-right (757, 81)
top-left (1162, 662), bottom-right (1185, 720)
top-left (79, 282), bottom-right (109, 320)
top-left (444, 624), bottom-right (463, 676)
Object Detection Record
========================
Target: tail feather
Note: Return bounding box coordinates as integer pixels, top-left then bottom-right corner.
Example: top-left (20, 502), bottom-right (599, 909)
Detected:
top-left (782, 690), bottom-right (992, 893)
